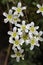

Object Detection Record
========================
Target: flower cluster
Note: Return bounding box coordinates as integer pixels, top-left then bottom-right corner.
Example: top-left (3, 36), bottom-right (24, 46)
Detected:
top-left (3, 2), bottom-right (43, 62)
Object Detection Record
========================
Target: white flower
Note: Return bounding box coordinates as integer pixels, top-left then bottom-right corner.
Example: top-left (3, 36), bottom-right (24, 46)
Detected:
top-left (3, 9), bottom-right (13, 23)
top-left (36, 4), bottom-right (43, 16)
top-left (8, 27), bottom-right (19, 39)
top-left (28, 22), bottom-right (39, 35)
top-left (16, 20), bottom-right (28, 33)
top-left (11, 48), bottom-right (24, 62)
top-left (20, 33), bottom-right (29, 45)
top-left (28, 36), bottom-right (40, 50)
top-left (12, 14), bottom-right (21, 25)
top-left (9, 36), bottom-right (24, 50)
top-left (12, 2), bottom-right (26, 17)
top-left (35, 31), bottom-right (43, 41)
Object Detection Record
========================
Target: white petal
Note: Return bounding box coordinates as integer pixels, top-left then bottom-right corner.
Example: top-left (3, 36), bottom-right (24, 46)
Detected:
top-left (12, 45), bottom-right (15, 50)
top-left (17, 45), bottom-right (21, 50)
top-left (29, 32), bottom-right (33, 38)
top-left (36, 43), bottom-right (40, 47)
top-left (19, 49), bottom-right (24, 53)
top-left (12, 7), bottom-right (16, 10)
top-left (8, 31), bottom-right (12, 35)
top-left (4, 18), bottom-right (8, 23)
top-left (25, 29), bottom-right (28, 33)
top-left (18, 29), bottom-right (22, 35)
top-left (22, 7), bottom-right (26, 10)
top-left (35, 26), bottom-right (39, 29)
top-left (34, 31), bottom-right (38, 35)
top-left (25, 40), bottom-right (30, 45)
top-left (13, 27), bottom-right (17, 31)
top-left (36, 10), bottom-right (40, 13)
top-left (12, 46), bottom-right (17, 53)
top-left (42, 12), bottom-right (43, 16)
top-left (17, 2), bottom-right (21, 7)
top-left (18, 14), bottom-right (21, 17)
top-left (16, 57), bottom-right (20, 62)
top-left (9, 37), bottom-right (13, 43)
top-left (11, 54), bottom-right (16, 58)
top-left (26, 24), bottom-right (31, 30)
top-left (39, 31), bottom-right (43, 36)
top-left (14, 12), bottom-right (18, 15)
top-left (37, 4), bottom-right (41, 8)
top-left (30, 45), bottom-right (34, 50)
top-left (18, 29), bottom-right (21, 32)
top-left (14, 22), bottom-right (17, 25)
top-left (16, 24), bottom-right (21, 27)
top-left (39, 37), bottom-right (43, 41)
top-left (9, 9), bottom-right (12, 14)
top-left (9, 20), bottom-right (13, 23)
top-left (3, 12), bottom-right (7, 17)
top-left (30, 22), bottom-right (34, 26)
top-left (20, 12), bottom-right (24, 16)
top-left (20, 39), bottom-right (24, 45)
top-left (22, 20), bottom-right (25, 25)
top-left (18, 31), bottom-right (22, 35)
top-left (15, 35), bottom-right (19, 40)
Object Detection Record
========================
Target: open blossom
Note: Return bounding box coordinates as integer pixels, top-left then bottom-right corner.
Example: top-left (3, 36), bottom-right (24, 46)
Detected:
top-left (36, 4), bottom-right (43, 16)
top-left (28, 22), bottom-right (39, 35)
top-left (3, 9), bottom-right (20, 24)
top-left (3, 9), bottom-right (13, 23)
top-left (16, 20), bottom-right (28, 33)
top-left (28, 36), bottom-right (40, 50)
top-left (12, 2), bottom-right (26, 16)
top-left (20, 33), bottom-right (29, 45)
top-left (35, 31), bottom-right (43, 41)
top-left (8, 27), bottom-right (20, 39)
top-left (11, 48), bottom-right (24, 62)
top-left (9, 36), bottom-right (24, 49)
top-left (12, 14), bottom-right (21, 25)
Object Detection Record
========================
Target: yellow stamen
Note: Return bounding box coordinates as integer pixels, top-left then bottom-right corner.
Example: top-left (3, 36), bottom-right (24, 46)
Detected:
top-left (13, 32), bottom-right (17, 37)
top-left (39, 7), bottom-right (43, 11)
top-left (30, 26), bottom-right (35, 32)
top-left (7, 15), bottom-right (12, 20)
top-left (15, 40), bottom-right (19, 45)
top-left (31, 38), bottom-right (35, 45)
top-left (16, 7), bottom-right (22, 13)
top-left (22, 34), bottom-right (28, 40)
top-left (14, 18), bottom-right (18, 21)
top-left (16, 52), bottom-right (21, 56)
top-left (22, 25), bottom-right (26, 30)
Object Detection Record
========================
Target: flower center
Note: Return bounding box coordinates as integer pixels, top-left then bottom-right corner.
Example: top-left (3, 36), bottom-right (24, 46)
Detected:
top-left (30, 26), bottom-right (35, 32)
top-left (39, 7), bottom-right (43, 11)
top-left (14, 17), bottom-right (18, 21)
top-left (7, 15), bottom-right (12, 20)
top-left (22, 34), bottom-right (28, 40)
top-left (22, 25), bottom-right (26, 30)
top-left (17, 7), bottom-right (22, 13)
top-left (36, 34), bottom-right (40, 38)
top-left (16, 52), bottom-right (21, 56)
top-left (15, 40), bottom-right (19, 45)
top-left (13, 32), bottom-right (17, 37)
top-left (31, 38), bottom-right (35, 45)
